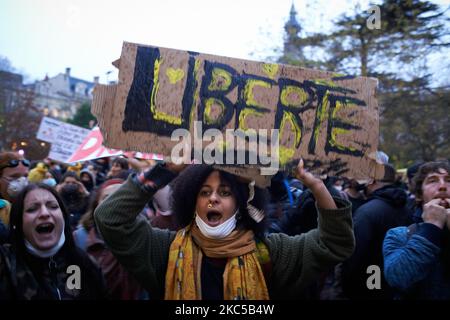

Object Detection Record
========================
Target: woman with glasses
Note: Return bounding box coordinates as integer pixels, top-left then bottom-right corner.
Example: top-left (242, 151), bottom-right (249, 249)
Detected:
top-left (0, 152), bottom-right (30, 203)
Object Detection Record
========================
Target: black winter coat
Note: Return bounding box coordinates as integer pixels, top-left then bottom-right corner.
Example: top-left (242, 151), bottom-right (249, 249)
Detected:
top-left (342, 185), bottom-right (413, 299)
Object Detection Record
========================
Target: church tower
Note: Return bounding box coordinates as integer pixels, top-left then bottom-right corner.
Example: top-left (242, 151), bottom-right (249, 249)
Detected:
top-left (282, 2), bottom-right (304, 63)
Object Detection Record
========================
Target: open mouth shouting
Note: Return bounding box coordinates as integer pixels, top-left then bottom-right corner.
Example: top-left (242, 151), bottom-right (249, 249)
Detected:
top-left (206, 209), bottom-right (223, 227)
top-left (22, 188), bottom-right (66, 251)
top-left (33, 222), bottom-right (59, 245)
top-left (26, 220), bottom-right (63, 251)
top-left (36, 222), bottom-right (55, 235)
top-left (27, 219), bottom-right (64, 251)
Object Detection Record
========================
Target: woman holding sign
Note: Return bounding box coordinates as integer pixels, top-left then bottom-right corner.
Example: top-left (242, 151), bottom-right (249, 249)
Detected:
top-left (94, 160), bottom-right (355, 299)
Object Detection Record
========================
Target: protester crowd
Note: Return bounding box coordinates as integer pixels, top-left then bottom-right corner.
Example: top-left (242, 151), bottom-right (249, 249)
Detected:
top-left (0, 150), bottom-right (449, 300)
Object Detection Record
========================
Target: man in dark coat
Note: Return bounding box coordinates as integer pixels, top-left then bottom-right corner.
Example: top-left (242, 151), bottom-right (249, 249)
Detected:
top-left (341, 163), bottom-right (413, 299)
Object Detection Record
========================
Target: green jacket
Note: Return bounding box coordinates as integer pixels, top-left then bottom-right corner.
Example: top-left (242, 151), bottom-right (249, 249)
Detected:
top-left (94, 173), bottom-right (355, 299)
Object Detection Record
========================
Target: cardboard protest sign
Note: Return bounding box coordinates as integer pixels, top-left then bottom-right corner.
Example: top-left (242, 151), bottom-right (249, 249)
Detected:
top-left (93, 41), bottom-right (385, 184)
top-left (47, 122), bottom-right (90, 163)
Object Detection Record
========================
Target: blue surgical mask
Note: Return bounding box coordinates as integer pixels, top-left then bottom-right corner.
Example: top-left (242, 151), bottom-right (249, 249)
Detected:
top-left (42, 178), bottom-right (57, 187)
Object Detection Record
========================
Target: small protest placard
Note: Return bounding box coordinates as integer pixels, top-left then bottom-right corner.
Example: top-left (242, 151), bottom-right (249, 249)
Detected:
top-left (36, 116), bottom-right (63, 143)
top-left (47, 122), bottom-right (90, 163)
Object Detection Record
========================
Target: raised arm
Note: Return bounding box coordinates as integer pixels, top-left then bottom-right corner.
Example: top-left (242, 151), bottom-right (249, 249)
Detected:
top-left (295, 159), bottom-right (337, 210)
top-left (266, 160), bottom-right (354, 298)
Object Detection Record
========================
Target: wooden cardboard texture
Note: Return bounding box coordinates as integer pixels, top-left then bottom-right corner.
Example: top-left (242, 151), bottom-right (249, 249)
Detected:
top-left (92, 41), bottom-right (385, 182)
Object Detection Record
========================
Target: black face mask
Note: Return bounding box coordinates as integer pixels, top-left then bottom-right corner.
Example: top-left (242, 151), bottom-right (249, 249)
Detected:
top-left (81, 180), bottom-right (94, 192)
top-left (60, 184), bottom-right (81, 201)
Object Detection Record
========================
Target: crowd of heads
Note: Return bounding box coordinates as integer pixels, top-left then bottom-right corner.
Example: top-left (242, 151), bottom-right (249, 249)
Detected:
top-left (1, 148), bottom-right (449, 300)
top-left (1, 150), bottom-right (449, 238)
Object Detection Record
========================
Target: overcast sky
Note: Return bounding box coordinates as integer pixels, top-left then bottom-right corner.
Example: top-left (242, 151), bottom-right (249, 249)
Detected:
top-left (1, 0), bottom-right (448, 84)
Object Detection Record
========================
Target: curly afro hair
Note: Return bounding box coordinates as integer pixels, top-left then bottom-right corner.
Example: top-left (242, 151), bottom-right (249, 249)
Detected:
top-left (170, 165), bottom-right (268, 236)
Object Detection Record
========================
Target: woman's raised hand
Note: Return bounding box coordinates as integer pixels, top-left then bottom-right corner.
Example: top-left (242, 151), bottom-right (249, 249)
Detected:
top-left (296, 159), bottom-right (322, 192)
top-left (295, 159), bottom-right (337, 210)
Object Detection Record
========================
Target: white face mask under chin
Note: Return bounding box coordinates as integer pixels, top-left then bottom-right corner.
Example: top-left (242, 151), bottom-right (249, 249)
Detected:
top-left (195, 210), bottom-right (238, 239)
top-left (24, 226), bottom-right (66, 258)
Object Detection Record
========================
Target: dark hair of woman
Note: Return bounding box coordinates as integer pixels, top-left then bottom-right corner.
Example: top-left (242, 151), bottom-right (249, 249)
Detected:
top-left (9, 183), bottom-right (105, 294)
top-left (170, 165), bottom-right (269, 237)
top-left (10, 183), bottom-right (76, 255)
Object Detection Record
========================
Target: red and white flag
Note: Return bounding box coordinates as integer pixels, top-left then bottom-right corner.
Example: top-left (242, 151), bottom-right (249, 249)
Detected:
top-left (67, 127), bottom-right (164, 163)
top-left (67, 127), bottom-right (122, 163)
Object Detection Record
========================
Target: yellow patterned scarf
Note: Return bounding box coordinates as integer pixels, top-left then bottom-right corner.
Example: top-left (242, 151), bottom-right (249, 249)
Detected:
top-left (165, 224), bottom-right (269, 300)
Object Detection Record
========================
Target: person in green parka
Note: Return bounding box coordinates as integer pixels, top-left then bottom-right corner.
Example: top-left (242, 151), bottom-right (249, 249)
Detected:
top-left (94, 160), bottom-right (355, 300)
